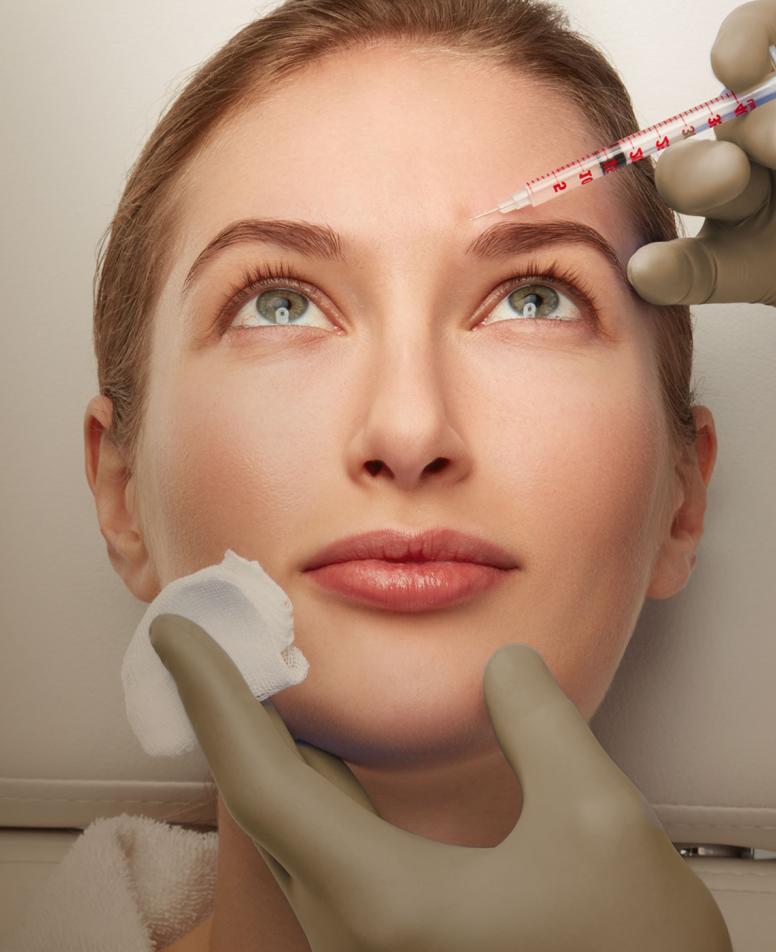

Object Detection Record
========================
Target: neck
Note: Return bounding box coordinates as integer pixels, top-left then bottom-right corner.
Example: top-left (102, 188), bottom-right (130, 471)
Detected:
top-left (208, 742), bottom-right (523, 951)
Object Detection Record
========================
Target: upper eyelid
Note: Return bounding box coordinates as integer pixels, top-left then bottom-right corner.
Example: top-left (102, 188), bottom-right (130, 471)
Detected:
top-left (234, 272), bottom-right (323, 309)
top-left (487, 273), bottom-right (583, 308)
top-left (232, 268), bottom-right (592, 313)
top-left (220, 263), bottom-right (620, 346)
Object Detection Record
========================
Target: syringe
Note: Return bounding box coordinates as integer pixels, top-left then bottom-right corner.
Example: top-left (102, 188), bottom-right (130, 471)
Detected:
top-left (471, 45), bottom-right (776, 219)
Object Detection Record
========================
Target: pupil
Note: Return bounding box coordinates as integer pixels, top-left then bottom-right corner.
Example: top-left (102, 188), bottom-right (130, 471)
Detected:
top-left (262, 293), bottom-right (296, 324)
top-left (257, 288), bottom-right (309, 324)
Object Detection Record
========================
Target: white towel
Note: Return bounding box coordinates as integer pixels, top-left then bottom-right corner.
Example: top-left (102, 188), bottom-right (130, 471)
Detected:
top-left (5, 814), bottom-right (218, 952)
top-left (122, 548), bottom-right (309, 758)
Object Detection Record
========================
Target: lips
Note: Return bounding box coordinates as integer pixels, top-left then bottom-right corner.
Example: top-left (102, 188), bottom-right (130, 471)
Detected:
top-left (303, 526), bottom-right (519, 571)
top-left (304, 559), bottom-right (512, 612)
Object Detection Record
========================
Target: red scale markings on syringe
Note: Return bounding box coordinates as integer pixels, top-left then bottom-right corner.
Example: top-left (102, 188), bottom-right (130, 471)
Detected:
top-left (679, 113), bottom-right (695, 139)
top-left (475, 45), bottom-right (776, 216)
top-left (529, 147), bottom-right (600, 191)
top-left (706, 95), bottom-right (724, 128)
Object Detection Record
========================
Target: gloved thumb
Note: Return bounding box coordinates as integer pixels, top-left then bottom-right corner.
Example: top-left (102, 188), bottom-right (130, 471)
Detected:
top-left (482, 643), bottom-right (645, 834)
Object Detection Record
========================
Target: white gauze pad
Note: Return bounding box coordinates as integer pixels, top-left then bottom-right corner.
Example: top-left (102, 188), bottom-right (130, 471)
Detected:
top-left (121, 548), bottom-right (309, 757)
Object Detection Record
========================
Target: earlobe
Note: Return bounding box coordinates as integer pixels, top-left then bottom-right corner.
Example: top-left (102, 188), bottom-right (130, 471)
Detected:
top-left (645, 548), bottom-right (692, 601)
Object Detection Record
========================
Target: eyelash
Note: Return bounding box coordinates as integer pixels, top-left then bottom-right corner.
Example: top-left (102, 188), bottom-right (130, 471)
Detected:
top-left (212, 255), bottom-right (600, 336)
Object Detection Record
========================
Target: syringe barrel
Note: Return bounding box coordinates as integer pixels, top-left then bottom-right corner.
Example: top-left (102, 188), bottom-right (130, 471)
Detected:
top-left (519, 147), bottom-right (615, 208)
top-left (502, 62), bottom-right (776, 213)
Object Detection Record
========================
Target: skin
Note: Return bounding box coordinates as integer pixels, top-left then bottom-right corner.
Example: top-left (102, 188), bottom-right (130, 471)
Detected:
top-left (84, 43), bottom-right (716, 951)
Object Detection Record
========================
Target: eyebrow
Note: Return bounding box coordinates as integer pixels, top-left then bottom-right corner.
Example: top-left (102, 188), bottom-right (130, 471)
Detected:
top-left (181, 216), bottom-right (629, 300)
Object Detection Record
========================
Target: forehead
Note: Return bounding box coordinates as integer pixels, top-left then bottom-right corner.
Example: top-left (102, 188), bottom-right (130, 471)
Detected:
top-left (174, 42), bottom-right (639, 276)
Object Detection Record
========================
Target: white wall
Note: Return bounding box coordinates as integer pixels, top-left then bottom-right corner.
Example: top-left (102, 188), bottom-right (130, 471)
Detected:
top-left (1, 0), bottom-right (774, 846)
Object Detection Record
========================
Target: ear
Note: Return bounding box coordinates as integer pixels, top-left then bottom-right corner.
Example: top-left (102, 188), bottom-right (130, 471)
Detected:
top-left (83, 394), bottom-right (160, 602)
top-left (646, 405), bottom-right (718, 600)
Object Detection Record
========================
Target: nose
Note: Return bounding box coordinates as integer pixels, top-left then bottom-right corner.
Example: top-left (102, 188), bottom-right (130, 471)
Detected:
top-left (349, 325), bottom-right (473, 492)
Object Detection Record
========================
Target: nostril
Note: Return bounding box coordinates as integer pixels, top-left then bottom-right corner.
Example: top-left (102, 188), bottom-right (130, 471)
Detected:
top-left (365, 460), bottom-right (383, 476)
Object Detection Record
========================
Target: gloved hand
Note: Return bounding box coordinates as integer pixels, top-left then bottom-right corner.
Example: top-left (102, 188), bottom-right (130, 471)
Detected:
top-left (149, 613), bottom-right (732, 952)
top-left (627, 0), bottom-right (776, 306)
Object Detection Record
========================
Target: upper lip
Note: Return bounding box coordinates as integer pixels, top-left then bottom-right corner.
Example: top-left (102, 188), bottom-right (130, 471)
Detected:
top-left (303, 527), bottom-right (519, 571)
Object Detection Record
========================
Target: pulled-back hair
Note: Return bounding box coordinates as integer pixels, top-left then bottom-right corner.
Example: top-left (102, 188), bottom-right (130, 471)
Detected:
top-left (92, 0), bottom-right (698, 475)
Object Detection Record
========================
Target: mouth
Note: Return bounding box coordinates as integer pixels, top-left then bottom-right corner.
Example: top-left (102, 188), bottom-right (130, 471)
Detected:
top-left (303, 526), bottom-right (518, 612)
top-left (305, 559), bottom-right (512, 612)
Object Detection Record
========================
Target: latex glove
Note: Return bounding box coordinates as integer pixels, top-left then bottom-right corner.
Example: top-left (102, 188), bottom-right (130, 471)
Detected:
top-left (149, 613), bottom-right (732, 951)
top-left (627, 0), bottom-right (776, 306)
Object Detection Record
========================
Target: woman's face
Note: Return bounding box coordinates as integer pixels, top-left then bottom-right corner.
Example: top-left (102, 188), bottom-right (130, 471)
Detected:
top-left (130, 43), bottom-right (686, 767)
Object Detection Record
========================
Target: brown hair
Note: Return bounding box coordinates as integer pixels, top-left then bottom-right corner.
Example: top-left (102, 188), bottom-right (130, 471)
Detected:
top-left (92, 0), bottom-right (698, 476)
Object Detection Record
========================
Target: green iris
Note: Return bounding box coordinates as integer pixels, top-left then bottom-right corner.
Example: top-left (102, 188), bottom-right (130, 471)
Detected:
top-left (508, 285), bottom-right (560, 318)
top-left (256, 290), bottom-right (309, 325)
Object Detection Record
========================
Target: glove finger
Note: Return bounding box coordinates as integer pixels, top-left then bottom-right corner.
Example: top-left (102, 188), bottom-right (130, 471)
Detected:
top-left (250, 702), bottom-right (306, 890)
top-left (244, 710), bottom-right (382, 892)
top-left (294, 740), bottom-right (380, 815)
top-left (262, 699), bottom-right (379, 813)
top-left (715, 97), bottom-right (776, 170)
top-left (629, 228), bottom-right (774, 305)
top-left (701, 157), bottom-right (772, 221)
top-left (659, 137), bottom-right (771, 221)
top-left (710, 0), bottom-right (776, 92)
top-left (149, 613), bottom-right (395, 888)
top-left (253, 840), bottom-right (291, 892)
top-left (654, 139), bottom-right (752, 216)
top-left (261, 700), bottom-right (307, 758)
top-left (482, 644), bottom-right (642, 841)
top-left (627, 237), bottom-right (716, 305)
top-left (258, 692), bottom-right (379, 815)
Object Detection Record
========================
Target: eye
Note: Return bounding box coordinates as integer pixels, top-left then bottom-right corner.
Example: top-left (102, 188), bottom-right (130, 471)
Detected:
top-left (215, 258), bottom-right (600, 340)
top-left (482, 280), bottom-right (583, 328)
top-left (230, 284), bottom-right (331, 332)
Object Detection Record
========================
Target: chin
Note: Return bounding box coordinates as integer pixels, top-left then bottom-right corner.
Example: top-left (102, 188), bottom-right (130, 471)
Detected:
top-left (270, 680), bottom-right (494, 769)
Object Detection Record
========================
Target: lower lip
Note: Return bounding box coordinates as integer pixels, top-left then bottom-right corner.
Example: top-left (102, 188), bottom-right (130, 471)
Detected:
top-left (304, 559), bottom-right (511, 612)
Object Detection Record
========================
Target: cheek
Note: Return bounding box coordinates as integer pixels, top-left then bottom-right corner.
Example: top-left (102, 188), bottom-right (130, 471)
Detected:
top-left (489, 337), bottom-right (666, 549)
top-left (503, 354), bottom-right (667, 690)
top-left (531, 380), bottom-right (663, 546)
top-left (543, 366), bottom-right (662, 550)
top-left (144, 364), bottom-right (339, 581)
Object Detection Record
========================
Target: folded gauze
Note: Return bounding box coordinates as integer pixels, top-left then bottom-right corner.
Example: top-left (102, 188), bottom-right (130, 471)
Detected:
top-left (122, 548), bottom-right (309, 757)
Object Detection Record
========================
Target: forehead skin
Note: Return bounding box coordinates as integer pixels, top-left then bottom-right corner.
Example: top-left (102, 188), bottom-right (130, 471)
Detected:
top-left (159, 42), bottom-right (655, 356)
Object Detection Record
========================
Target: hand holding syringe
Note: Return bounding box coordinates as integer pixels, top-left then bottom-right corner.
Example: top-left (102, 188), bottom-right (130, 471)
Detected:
top-left (473, 0), bottom-right (776, 310)
top-left (472, 44), bottom-right (776, 218)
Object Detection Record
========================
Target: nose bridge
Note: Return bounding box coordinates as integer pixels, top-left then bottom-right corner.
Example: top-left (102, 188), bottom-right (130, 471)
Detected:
top-left (364, 226), bottom-right (459, 336)
top-left (352, 265), bottom-right (466, 481)
top-left (365, 255), bottom-right (452, 400)
top-left (343, 236), bottom-right (476, 488)
top-left (349, 223), bottom-right (478, 417)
